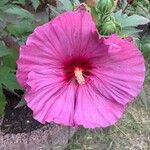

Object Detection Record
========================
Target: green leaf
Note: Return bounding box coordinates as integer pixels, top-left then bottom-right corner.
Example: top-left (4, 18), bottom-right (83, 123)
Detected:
top-left (118, 0), bottom-right (128, 10)
top-left (6, 20), bottom-right (36, 37)
top-left (0, 94), bottom-right (6, 116)
top-left (122, 27), bottom-right (142, 37)
top-left (138, 35), bottom-right (150, 58)
top-left (49, 0), bottom-right (77, 18)
top-left (91, 7), bottom-right (99, 25)
top-left (57, 0), bottom-right (73, 10)
top-left (5, 7), bottom-right (34, 19)
top-left (114, 10), bottom-right (150, 28)
top-left (0, 67), bottom-right (22, 91)
top-left (0, 16), bottom-right (3, 22)
top-left (123, 15), bottom-right (150, 27)
top-left (2, 48), bottom-right (18, 69)
top-left (0, 45), bottom-right (11, 57)
top-left (0, 0), bottom-right (9, 6)
top-left (49, 5), bottom-right (63, 18)
top-left (31, 0), bottom-right (41, 11)
top-left (71, 0), bottom-right (80, 6)
top-left (12, 0), bottom-right (25, 5)
top-left (0, 84), bottom-right (3, 96)
top-left (130, 1), bottom-right (150, 19)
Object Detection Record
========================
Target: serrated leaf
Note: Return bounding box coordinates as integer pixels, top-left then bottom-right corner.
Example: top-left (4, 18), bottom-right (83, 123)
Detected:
top-left (122, 27), bottom-right (142, 37)
top-left (5, 7), bottom-right (34, 19)
top-left (0, 94), bottom-right (6, 116)
top-left (139, 89), bottom-right (148, 109)
top-left (0, 67), bottom-right (22, 91)
top-left (31, 0), bottom-right (40, 11)
top-left (0, 45), bottom-right (11, 57)
top-left (124, 15), bottom-right (150, 27)
top-left (114, 10), bottom-right (150, 28)
top-left (15, 98), bottom-right (26, 108)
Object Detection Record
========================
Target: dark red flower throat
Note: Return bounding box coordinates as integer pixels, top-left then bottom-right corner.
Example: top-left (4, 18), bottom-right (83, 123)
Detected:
top-left (63, 57), bottom-right (93, 84)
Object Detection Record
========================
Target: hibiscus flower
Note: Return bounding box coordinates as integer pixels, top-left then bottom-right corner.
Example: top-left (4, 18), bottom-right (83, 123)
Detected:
top-left (16, 6), bottom-right (145, 128)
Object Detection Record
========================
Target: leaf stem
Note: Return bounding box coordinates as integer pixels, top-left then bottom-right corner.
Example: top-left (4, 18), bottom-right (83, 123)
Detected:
top-left (3, 86), bottom-right (22, 99)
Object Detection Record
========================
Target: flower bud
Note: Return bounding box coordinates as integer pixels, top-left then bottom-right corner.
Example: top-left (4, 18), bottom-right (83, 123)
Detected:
top-left (100, 20), bottom-right (117, 35)
top-left (97, 0), bottom-right (114, 14)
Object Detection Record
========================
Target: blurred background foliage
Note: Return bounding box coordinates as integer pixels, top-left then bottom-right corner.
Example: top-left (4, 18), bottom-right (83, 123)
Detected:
top-left (0, 0), bottom-right (150, 116)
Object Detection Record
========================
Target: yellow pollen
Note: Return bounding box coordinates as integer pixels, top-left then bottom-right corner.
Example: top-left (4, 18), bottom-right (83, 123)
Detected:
top-left (74, 68), bottom-right (85, 85)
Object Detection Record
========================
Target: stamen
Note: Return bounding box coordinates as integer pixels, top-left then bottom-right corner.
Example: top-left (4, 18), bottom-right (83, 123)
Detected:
top-left (74, 68), bottom-right (85, 85)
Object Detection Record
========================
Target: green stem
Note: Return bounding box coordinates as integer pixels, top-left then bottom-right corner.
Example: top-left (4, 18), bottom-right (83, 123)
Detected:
top-left (3, 86), bottom-right (22, 99)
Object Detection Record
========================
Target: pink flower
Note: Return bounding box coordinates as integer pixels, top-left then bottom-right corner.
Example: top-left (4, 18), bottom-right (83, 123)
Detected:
top-left (16, 7), bottom-right (145, 128)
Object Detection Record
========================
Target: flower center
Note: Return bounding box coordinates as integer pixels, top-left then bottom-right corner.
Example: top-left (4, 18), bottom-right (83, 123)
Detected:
top-left (74, 67), bottom-right (85, 85)
top-left (63, 57), bottom-right (93, 84)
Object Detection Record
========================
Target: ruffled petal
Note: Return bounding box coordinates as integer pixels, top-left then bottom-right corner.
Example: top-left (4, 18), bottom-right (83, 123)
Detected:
top-left (25, 70), bottom-right (124, 128)
top-left (90, 34), bottom-right (145, 105)
top-left (17, 7), bottom-right (98, 88)
top-left (74, 84), bottom-right (124, 128)
top-left (26, 7), bottom-right (98, 57)
top-left (25, 70), bottom-right (77, 126)
top-left (16, 44), bottom-right (62, 87)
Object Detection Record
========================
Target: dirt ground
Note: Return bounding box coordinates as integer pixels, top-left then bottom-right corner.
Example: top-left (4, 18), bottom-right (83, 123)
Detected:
top-left (65, 84), bottom-right (150, 150)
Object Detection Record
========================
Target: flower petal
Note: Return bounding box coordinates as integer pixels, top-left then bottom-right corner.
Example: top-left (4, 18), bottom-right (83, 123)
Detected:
top-left (91, 34), bottom-right (145, 105)
top-left (25, 70), bottom-right (124, 128)
top-left (74, 84), bottom-right (124, 128)
top-left (17, 44), bottom-right (62, 87)
top-left (17, 7), bottom-right (98, 88)
top-left (26, 7), bottom-right (98, 57)
top-left (25, 70), bottom-right (77, 126)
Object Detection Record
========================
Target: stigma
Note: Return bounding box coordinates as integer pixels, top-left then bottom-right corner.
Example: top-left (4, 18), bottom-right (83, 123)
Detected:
top-left (74, 67), bottom-right (85, 85)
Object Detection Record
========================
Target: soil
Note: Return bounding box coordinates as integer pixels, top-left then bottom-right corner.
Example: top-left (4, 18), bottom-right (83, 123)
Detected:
top-left (0, 91), bottom-right (77, 150)
top-left (0, 90), bottom-right (46, 134)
